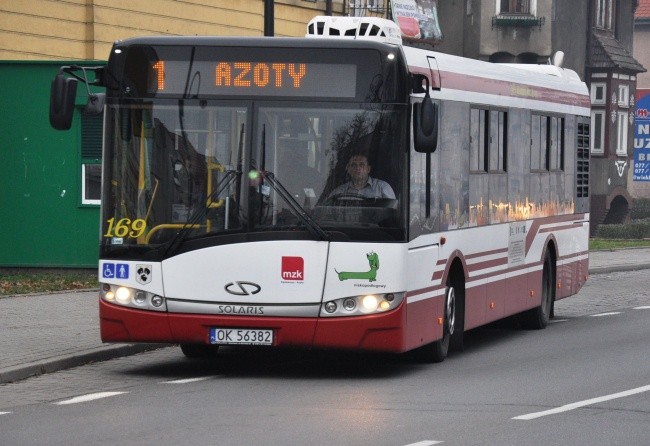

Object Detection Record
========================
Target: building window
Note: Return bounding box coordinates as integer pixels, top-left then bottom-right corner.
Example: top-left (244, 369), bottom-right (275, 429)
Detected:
top-left (595, 0), bottom-right (613, 30)
top-left (618, 84), bottom-right (629, 108)
top-left (81, 112), bottom-right (103, 205)
top-left (499, 0), bottom-right (530, 14)
top-left (617, 112), bottom-right (628, 156)
top-left (349, 0), bottom-right (385, 16)
top-left (591, 83), bottom-right (606, 105)
top-left (590, 110), bottom-right (605, 154)
top-left (494, 0), bottom-right (542, 27)
top-left (82, 164), bottom-right (101, 205)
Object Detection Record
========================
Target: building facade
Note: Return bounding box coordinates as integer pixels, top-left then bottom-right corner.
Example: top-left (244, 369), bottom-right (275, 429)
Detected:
top-left (585, 0), bottom-right (645, 232)
top-left (0, 0), bottom-right (342, 60)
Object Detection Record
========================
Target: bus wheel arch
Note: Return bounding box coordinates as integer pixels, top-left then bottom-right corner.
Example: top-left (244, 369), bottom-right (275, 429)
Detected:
top-left (413, 256), bottom-right (466, 363)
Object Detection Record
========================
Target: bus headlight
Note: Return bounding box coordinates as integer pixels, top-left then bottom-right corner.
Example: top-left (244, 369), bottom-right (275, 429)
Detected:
top-left (134, 291), bottom-right (147, 304)
top-left (115, 287), bottom-right (131, 304)
top-left (100, 283), bottom-right (166, 312)
top-left (324, 301), bottom-right (337, 313)
top-left (361, 295), bottom-right (378, 312)
top-left (320, 292), bottom-right (404, 317)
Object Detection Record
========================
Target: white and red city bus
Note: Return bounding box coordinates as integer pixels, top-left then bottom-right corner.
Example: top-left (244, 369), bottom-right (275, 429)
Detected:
top-left (50, 16), bottom-right (590, 362)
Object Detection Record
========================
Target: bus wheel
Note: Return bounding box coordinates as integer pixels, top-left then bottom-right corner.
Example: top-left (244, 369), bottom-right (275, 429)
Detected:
top-left (180, 343), bottom-right (219, 358)
top-left (414, 285), bottom-right (456, 363)
top-left (522, 252), bottom-right (555, 329)
top-left (450, 280), bottom-right (465, 353)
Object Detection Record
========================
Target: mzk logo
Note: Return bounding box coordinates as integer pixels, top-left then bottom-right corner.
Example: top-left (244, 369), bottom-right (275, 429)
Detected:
top-left (335, 252), bottom-right (380, 282)
top-left (281, 256), bottom-right (304, 281)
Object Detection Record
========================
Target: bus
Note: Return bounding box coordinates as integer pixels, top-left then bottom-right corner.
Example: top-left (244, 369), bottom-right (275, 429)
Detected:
top-left (50, 16), bottom-right (590, 362)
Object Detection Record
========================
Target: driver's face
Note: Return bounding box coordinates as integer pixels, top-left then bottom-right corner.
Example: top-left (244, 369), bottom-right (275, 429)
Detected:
top-left (347, 156), bottom-right (371, 183)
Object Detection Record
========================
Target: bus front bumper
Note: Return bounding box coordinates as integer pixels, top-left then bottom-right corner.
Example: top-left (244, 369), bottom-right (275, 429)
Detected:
top-left (99, 298), bottom-right (408, 353)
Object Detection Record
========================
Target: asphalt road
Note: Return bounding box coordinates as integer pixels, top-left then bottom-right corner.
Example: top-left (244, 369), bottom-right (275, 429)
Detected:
top-left (1, 270), bottom-right (649, 446)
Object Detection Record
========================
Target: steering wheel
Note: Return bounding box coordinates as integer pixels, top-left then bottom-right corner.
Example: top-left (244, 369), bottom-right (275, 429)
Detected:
top-left (327, 192), bottom-right (368, 204)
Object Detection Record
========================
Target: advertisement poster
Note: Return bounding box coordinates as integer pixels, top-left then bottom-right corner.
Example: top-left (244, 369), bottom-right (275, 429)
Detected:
top-left (391, 0), bottom-right (443, 42)
top-left (634, 89), bottom-right (650, 182)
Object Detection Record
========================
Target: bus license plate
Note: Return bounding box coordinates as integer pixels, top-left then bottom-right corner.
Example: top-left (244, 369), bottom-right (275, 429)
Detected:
top-left (210, 328), bottom-right (274, 345)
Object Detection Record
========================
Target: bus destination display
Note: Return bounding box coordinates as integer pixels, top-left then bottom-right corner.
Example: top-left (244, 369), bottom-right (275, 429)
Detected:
top-left (150, 60), bottom-right (357, 98)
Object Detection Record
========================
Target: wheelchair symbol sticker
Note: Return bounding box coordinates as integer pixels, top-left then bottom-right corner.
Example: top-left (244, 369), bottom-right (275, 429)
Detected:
top-left (102, 263), bottom-right (129, 279)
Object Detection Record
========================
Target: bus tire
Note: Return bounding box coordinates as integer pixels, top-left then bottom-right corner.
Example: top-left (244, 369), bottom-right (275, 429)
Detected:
top-left (180, 343), bottom-right (219, 358)
top-left (450, 279), bottom-right (465, 353)
top-left (413, 285), bottom-right (456, 363)
top-left (522, 252), bottom-right (555, 329)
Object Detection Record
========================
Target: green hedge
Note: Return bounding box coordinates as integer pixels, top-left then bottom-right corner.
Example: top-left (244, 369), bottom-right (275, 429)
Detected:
top-left (631, 198), bottom-right (650, 220)
top-left (596, 219), bottom-right (650, 239)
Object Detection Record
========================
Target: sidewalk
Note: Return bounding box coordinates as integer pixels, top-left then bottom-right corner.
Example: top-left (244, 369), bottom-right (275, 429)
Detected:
top-left (0, 291), bottom-right (164, 384)
top-left (2, 248), bottom-right (650, 384)
top-left (586, 246), bottom-right (650, 274)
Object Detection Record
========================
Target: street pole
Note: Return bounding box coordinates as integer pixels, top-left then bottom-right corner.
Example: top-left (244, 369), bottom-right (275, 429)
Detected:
top-left (264, 0), bottom-right (274, 36)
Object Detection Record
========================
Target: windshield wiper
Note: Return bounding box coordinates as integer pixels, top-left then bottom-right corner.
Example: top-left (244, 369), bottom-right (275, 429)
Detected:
top-left (163, 169), bottom-right (241, 257)
top-left (260, 170), bottom-right (330, 241)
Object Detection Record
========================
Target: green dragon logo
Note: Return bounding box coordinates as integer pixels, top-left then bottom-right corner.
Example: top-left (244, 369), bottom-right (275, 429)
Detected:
top-left (335, 251), bottom-right (379, 282)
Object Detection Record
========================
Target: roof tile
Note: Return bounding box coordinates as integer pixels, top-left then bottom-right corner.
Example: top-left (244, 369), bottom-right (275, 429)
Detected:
top-left (636, 0), bottom-right (650, 18)
top-left (591, 33), bottom-right (646, 73)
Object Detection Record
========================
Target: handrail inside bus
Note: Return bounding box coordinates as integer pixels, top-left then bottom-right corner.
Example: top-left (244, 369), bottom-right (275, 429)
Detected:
top-left (145, 224), bottom-right (202, 244)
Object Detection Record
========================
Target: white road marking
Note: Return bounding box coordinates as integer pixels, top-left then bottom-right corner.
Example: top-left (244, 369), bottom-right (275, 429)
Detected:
top-left (590, 312), bottom-right (622, 317)
top-left (513, 384), bottom-right (650, 420)
top-left (161, 377), bottom-right (211, 384)
top-left (0, 411), bottom-right (11, 415)
top-left (633, 306), bottom-right (650, 310)
top-left (55, 391), bottom-right (128, 405)
top-left (403, 441), bottom-right (443, 446)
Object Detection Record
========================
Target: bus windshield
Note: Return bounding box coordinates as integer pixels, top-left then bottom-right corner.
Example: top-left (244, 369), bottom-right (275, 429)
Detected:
top-left (101, 100), bottom-right (407, 257)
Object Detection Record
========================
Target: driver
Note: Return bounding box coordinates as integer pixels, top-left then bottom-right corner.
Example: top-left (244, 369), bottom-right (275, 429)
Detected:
top-left (328, 154), bottom-right (395, 200)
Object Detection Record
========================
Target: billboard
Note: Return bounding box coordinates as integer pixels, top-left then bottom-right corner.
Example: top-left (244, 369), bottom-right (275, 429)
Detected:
top-left (634, 89), bottom-right (650, 182)
top-left (391, 0), bottom-right (442, 42)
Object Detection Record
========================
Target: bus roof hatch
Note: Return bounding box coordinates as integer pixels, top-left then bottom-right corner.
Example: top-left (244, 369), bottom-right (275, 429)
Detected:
top-left (306, 16), bottom-right (402, 46)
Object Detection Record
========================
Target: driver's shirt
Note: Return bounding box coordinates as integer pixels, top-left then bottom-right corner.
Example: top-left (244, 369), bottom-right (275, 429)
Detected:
top-left (329, 177), bottom-right (396, 199)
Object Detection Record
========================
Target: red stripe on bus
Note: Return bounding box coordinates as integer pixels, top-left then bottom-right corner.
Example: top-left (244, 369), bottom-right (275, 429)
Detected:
top-left (465, 247), bottom-right (509, 260)
top-left (525, 214), bottom-right (587, 253)
top-left (466, 256), bottom-right (509, 274)
top-left (412, 247), bottom-right (588, 299)
top-left (408, 65), bottom-right (590, 108)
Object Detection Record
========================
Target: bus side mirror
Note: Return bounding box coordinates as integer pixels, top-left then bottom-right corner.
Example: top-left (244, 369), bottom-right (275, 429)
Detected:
top-left (413, 97), bottom-right (438, 153)
top-left (50, 74), bottom-right (77, 130)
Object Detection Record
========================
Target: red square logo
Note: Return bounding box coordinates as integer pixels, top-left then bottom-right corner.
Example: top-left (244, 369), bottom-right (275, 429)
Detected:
top-left (281, 256), bottom-right (304, 281)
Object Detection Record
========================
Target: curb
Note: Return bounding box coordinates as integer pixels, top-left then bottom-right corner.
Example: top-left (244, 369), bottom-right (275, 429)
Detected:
top-left (0, 343), bottom-right (168, 384)
top-left (589, 263), bottom-right (650, 275)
